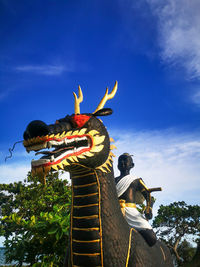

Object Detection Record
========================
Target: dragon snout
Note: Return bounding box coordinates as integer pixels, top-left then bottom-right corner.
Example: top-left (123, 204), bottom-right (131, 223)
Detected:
top-left (23, 120), bottom-right (49, 140)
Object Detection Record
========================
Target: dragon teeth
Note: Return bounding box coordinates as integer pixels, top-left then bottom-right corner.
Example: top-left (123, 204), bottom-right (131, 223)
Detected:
top-left (79, 128), bottom-right (87, 135)
top-left (60, 131), bottom-right (66, 137)
top-left (66, 131), bottom-right (72, 136)
top-left (73, 130), bottom-right (79, 135)
top-left (51, 165), bottom-right (58, 171)
top-left (77, 154), bottom-right (86, 159)
top-left (57, 163), bottom-right (64, 169)
top-left (71, 156), bottom-right (79, 162)
top-left (55, 134), bottom-right (60, 138)
top-left (62, 159), bottom-right (70, 166)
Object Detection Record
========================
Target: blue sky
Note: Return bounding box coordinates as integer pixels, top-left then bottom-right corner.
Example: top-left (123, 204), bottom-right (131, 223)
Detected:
top-left (1, 0), bottom-right (200, 240)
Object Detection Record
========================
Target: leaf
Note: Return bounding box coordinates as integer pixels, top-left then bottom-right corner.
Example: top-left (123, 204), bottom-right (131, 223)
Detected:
top-left (48, 227), bottom-right (58, 235)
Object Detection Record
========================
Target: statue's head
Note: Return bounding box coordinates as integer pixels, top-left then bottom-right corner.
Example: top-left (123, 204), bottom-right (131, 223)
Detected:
top-left (118, 153), bottom-right (134, 173)
top-left (23, 82), bottom-right (117, 183)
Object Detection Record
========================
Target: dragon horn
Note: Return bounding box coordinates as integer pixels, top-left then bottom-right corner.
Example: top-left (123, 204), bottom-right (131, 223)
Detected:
top-left (93, 81), bottom-right (118, 113)
top-left (73, 85), bottom-right (83, 114)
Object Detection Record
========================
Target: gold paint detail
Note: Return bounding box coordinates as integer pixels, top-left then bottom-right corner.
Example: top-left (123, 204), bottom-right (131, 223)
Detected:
top-left (73, 227), bottom-right (99, 231)
top-left (68, 157), bottom-right (75, 162)
top-left (90, 144), bottom-right (104, 153)
top-left (70, 166), bottom-right (103, 266)
top-left (94, 170), bottom-right (104, 267)
top-left (51, 165), bottom-right (58, 171)
top-left (62, 159), bottom-right (70, 166)
top-left (78, 128), bottom-right (87, 135)
top-left (72, 130), bottom-right (79, 136)
top-left (60, 131), bottom-right (66, 137)
top-left (93, 81), bottom-right (118, 113)
top-left (73, 252), bottom-right (100, 256)
top-left (73, 85), bottom-right (83, 114)
top-left (110, 144), bottom-right (117, 150)
top-left (72, 172), bottom-right (95, 179)
top-left (96, 151), bottom-right (113, 173)
top-left (83, 151), bottom-right (94, 157)
top-left (109, 137), bottom-right (114, 142)
top-left (73, 215), bottom-right (98, 219)
top-left (119, 201), bottom-right (136, 215)
top-left (126, 203), bottom-right (137, 208)
top-left (160, 246), bottom-right (166, 261)
top-left (74, 192), bottom-right (98, 198)
top-left (126, 228), bottom-right (133, 267)
top-left (110, 151), bottom-right (116, 157)
top-left (70, 177), bottom-right (74, 265)
top-left (66, 130), bottom-right (72, 136)
top-left (93, 135), bottom-right (105, 145)
top-left (88, 130), bottom-right (99, 136)
top-left (57, 163), bottom-right (64, 169)
top-left (74, 182), bottom-right (97, 188)
top-left (77, 154), bottom-right (86, 159)
top-left (103, 164), bottom-right (111, 172)
top-left (72, 239), bottom-right (100, 243)
top-left (71, 156), bottom-right (79, 162)
top-left (73, 203), bottom-right (98, 208)
top-left (139, 179), bottom-right (149, 191)
top-left (107, 160), bottom-right (112, 167)
top-left (97, 166), bottom-right (107, 173)
top-left (70, 163), bottom-right (93, 174)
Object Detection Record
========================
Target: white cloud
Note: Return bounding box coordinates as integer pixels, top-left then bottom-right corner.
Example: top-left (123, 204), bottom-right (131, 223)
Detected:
top-left (0, 163), bottom-right (30, 183)
top-left (14, 64), bottom-right (70, 76)
top-left (111, 128), bottom-right (200, 210)
top-left (147, 0), bottom-right (200, 81)
top-left (191, 89), bottom-right (200, 106)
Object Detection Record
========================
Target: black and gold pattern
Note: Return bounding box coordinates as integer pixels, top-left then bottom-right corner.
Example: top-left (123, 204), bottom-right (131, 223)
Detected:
top-left (23, 82), bottom-right (173, 266)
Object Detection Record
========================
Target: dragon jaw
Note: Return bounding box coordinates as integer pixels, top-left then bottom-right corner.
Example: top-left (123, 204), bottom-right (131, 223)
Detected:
top-left (23, 126), bottom-right (108, 182)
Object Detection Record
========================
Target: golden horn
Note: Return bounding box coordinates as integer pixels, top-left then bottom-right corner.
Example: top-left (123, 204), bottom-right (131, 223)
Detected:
top-left (73, 85), bottom-right (83, 114)
top-left (93, 81), bottom-right (118, 113)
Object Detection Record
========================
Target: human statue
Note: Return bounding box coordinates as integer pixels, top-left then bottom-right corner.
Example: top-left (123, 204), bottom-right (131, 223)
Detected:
top-left (115, 153), bottom-right (157, 247)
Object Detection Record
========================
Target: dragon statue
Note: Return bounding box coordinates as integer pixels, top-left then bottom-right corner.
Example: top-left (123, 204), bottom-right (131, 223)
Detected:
top-left (23, 82), bottom-right (173, 266)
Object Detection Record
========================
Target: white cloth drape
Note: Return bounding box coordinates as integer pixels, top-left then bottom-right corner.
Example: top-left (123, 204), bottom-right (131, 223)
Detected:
top-left (116, 174), bottom-right (137, 197)
top-left (116, 174), bottom-right (152, 230)
top-left (124, 207), bottom-right (152, 230)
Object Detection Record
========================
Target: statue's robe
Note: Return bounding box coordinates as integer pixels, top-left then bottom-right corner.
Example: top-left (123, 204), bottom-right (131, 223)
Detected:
top-left (116, 175), bottom-right (152, 230)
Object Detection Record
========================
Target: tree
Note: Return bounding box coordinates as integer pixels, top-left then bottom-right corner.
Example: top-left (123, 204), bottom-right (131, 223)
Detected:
top-left (153, 201), bottom-right (200, 266)
top-left (0, 171), bottom-right (71, 266)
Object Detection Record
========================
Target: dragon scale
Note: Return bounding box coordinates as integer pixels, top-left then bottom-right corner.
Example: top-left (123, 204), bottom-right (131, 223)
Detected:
top-left (23, 82), bottom-right (173, 266)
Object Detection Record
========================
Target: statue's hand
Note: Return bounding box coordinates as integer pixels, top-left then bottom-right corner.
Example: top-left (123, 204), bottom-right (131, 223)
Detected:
top-left (144, 206), bottom-right (153, 220)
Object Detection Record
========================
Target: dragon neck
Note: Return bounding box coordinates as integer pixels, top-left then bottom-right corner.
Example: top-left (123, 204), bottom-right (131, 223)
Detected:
top-left (69, 160), bottom-right (131, 266)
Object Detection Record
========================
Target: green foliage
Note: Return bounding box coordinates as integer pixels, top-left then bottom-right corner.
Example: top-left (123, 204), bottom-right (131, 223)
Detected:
top-left (0, 172), bottom-right (71, 266)
top-left (153, 201), bottom-right (200, 266)
top-left (178, 239), bottom-right (196, 265)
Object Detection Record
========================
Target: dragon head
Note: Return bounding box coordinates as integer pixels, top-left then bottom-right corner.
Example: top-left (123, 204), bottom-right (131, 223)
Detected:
top-left (23, 82), bottom-right (117, 183)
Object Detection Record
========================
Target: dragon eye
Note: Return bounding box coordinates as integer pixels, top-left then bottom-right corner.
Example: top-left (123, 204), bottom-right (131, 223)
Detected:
top-left (71, 114), bottom-right (91, 128)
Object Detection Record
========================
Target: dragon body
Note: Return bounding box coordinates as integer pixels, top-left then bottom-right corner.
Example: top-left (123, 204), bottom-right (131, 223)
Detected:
top-left (23, 82), bottom-right (173, 266)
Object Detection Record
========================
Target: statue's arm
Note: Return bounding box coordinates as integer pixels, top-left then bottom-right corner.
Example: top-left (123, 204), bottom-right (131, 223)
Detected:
top-left (138, 178), bottom-right (153, 220)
